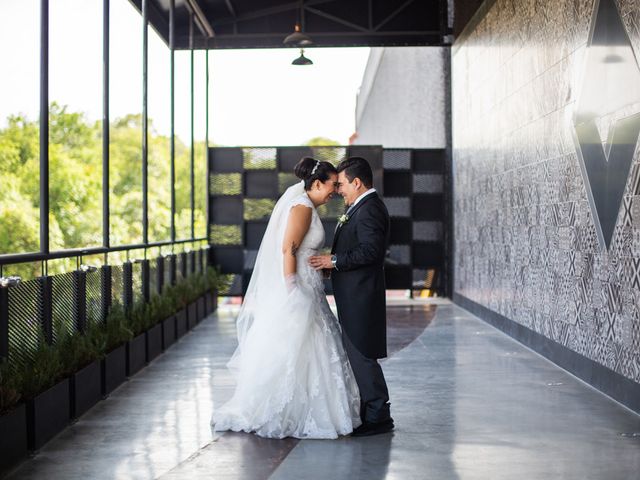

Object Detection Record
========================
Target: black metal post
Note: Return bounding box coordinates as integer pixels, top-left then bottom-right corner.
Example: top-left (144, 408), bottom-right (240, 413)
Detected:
top-left (156, 256), bottom-right (164, 294)
top-left (170, 0), bottom-right (176, 242)
top-left (180, 252), bottom-right (187, 279)
top-left (123, 262), bottom-right (133, 310)
top-left (189, 14), bottom-right (195, 240)
top-left (103, 0), bottom-right (110, 248)
top-left (205, 49), bottom-right (210, 246)
top-left (141, 259), bottom-right (150, 302)
top-left (169, 254), bottom-right (177, 285)
top-left (73, 270), bottom-right (87, 333)
top-left (142, 0), bottom-right (149, 244)
top-left (0, 287), bottom-right (9, 360)
top-left (101, 265), bottom-right (112, 323)
top-left (189, 250), bottom-right (196, 274)
top-left (40, 0), bottom-right (49, 254)
top-left (40, 276), bottom-right (53, 345)
top-left (444, 50), bottom-right (453, 298)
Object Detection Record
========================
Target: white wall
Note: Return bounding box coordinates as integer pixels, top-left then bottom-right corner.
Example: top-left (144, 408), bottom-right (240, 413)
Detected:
top-left (354, 47), bottom-right (447, 149)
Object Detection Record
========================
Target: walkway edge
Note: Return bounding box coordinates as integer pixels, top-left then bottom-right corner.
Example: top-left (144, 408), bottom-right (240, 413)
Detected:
top-left (453, 293), bottom-right (640, 415)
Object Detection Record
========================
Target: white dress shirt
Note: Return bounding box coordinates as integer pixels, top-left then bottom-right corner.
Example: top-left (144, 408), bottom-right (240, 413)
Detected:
top-left (347, 188), bottom-right (377, 214)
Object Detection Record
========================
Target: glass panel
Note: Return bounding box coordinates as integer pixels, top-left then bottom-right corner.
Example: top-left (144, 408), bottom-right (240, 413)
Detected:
top-left (194, 50), bottom-right (207, 238)
top-left (147, 24), bottom-right (172, 242)
top-left (174, 50), bottom-right (192, 239)
top-left (109, 0), bottom-right (143, 246)
top-left (49, 0), bottom-right (103, 251)
top-left (0, 0), bottom-right (40, 255)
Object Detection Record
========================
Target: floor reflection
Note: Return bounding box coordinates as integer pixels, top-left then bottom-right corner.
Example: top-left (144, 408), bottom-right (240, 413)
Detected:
top-left (6, 300), bottom-right (640, 480)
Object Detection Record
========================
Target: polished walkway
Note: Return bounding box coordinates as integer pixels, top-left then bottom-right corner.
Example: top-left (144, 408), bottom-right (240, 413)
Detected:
top-left (5, 300), bottom-right (640, 480)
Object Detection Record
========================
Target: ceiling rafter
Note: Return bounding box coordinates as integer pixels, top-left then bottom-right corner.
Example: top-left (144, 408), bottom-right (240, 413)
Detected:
top-left (374, 0), bottom-right (416, 31)
top-left (305, 6), bottom-right (370, 33)
top-left (210, 0), bottom-right (339, 27)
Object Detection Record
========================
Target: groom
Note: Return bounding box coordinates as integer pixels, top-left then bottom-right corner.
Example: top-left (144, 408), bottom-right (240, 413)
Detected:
top-left (309, 156), bottom-right (393, 437)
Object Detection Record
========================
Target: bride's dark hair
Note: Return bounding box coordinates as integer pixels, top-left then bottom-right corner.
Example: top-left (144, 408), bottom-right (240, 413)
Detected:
top-left (294, 157), bottom-right (338, 191)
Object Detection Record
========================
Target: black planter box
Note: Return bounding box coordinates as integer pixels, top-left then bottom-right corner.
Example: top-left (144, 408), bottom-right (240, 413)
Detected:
top-left (176, 308), bottom-right (188, 339)
top-left (205, 290), bottom-right (218, 315)
top-left (197, 296), bottom-right (206, 322)
top-left (187, 301), bottom-right (197, 329)
top-left (126, 333), bottom-right (146, 377)
top-left (0, 403), bottom-right (28, 474)
top-left (146, 323), bottom-right (163, 362)
top-left (70, 360), bottom-right (102, 419)
top-left (102, 344), bottom-right (126, 396)
top-left (27, 378), bottom-right (70, 451)
top-left (162, 315), bottom-right (176, 350)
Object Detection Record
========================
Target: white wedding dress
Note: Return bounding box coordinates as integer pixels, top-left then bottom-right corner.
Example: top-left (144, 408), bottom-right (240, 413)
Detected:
top-left (211, 181), bottom-right (361, 439)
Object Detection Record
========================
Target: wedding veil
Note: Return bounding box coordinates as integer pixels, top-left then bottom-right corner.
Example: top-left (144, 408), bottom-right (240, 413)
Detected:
top-left (227, 180), bottom-right (306, 372)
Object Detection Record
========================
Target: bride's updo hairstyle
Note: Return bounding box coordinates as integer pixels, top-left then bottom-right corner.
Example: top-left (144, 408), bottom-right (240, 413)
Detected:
top-left (294, 157), bottom-right (338, 191)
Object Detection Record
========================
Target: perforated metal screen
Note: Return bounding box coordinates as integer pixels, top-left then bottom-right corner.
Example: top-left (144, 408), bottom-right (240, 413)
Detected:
top-left (208, 147), bottom-right (449, 296)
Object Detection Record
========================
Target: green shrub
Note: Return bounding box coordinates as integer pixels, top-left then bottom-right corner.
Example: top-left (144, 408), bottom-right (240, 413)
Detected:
top-left (57, 321), bottom-right (107, 377)
top-left (0, 262), bottom-right (222, 414)
top-left (104, 302), bottom-right (133, 352)
top-left (0, 360), bottom-right (22, 415)
top-left (20, 338), bottom-right (65, 400)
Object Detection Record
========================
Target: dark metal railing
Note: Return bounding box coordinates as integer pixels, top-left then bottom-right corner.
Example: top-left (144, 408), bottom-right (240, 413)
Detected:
top-left (0, 244), bottom-right (209, 369)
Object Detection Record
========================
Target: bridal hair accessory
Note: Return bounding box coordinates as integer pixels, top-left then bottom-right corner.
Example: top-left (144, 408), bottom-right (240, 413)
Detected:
top-left (310, 160), bottom-right (320, 176)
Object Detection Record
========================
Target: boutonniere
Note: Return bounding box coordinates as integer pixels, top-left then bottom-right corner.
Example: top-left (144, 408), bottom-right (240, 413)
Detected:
top-left (337, 214), bottom-right (350, 226)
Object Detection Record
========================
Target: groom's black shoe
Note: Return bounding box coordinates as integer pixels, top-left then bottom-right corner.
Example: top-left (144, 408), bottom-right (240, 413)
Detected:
top-left (351, 418), bottom-right (394, 437)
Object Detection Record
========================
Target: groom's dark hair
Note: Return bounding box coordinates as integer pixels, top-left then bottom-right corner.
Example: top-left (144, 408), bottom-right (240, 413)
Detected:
top-left (337, 157), bottom-right (373, 188)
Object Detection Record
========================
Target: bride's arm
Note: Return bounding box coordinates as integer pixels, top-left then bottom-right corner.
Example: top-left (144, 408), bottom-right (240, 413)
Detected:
top-left (282, 205), bottom-right (312, 289)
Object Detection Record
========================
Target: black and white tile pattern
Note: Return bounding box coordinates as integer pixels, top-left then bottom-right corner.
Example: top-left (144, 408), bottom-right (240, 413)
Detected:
top-left (453, 0), bottom-right (640, 383)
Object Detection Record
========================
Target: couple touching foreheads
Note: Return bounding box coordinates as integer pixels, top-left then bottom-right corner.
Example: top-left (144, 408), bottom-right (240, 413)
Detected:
top-left (211, 156), bottom-right (393, 439)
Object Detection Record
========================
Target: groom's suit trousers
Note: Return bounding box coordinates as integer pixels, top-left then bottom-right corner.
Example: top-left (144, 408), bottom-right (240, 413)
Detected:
top-left (342, 331), bottom-right (391, 424)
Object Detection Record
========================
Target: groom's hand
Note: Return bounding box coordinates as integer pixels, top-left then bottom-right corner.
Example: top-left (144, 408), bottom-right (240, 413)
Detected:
top-left (309, 255), bottom-right (333, 270)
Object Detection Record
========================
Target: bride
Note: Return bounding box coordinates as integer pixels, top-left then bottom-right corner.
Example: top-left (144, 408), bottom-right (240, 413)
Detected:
top-left (211, 157), bottom-right (361, 439)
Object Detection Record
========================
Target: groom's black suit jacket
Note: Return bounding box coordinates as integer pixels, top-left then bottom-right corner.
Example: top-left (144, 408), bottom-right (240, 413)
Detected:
top-left (331, 192), bottom-right (390, 359)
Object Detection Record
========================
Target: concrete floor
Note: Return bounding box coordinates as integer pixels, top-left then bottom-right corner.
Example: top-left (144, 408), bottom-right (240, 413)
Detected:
top-left (5, 300), bottom-right (640, 480)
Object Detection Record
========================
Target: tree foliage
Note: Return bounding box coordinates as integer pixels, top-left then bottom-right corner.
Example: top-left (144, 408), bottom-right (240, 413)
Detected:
top-left (0, 104), bottom-right (207, 277)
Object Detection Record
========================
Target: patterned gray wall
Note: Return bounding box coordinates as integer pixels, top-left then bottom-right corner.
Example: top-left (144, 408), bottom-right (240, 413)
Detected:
top-left (452, 0), bottom-right (640, 384)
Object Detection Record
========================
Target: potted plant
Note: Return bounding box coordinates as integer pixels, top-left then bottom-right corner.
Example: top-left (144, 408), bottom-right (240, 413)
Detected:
top-left (205, 266), bottom-right (222, 315)
top-left (102, 303), bottom-right (132, 396)
top-left (172, 281), bottom-right (190, 338)
top-left (22, 338), bottom-right (70, 451)
top-left (0, 360), bottom-right (27, 474)
top-left (58, 322), bottom-right (106, 420)
top-left (144, 294), bottom-right (170, 362)
top-left (126, 301), bottom-right (152, 376)
top-left (159, 285), bottom-right (177, 350)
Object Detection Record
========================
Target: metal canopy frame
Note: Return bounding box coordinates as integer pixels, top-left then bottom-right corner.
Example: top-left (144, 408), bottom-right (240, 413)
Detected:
top-left (141, 0), bottom-right (451, 49)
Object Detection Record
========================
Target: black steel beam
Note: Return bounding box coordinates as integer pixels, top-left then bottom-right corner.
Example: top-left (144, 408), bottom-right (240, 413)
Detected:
top-left (101, 265), bottom-right (112, 322)
top-left (73, 270), bottom-right (87, 334)
top-left (40, 0), bottom-right (49, 254)
top-left (374, 0), bottom-right (416, 31)
top-left (123, 262), bottom-right (133, 310)
top-left (205, 49), bottom-right (210, 246)
top-left (0, 288), bottom-right (8, 360)
top-left (175, 32), bottom-right (443, 50)
top-left (103, 0), bottom-right (110, 248)
top-left (40, 276), bottom-right (53, 345)
top-left (190, 14), bottom-right (195, 240)
top-left (170, 0), bottom-right (176, 243)
top-left (142, 0), bottom-right (149, 244)
top-left (305, 6), bottom-right (369, 33)
top-left (224, 0), bottom-right (236, 17)
top-left (0, 237), bottom-right (207, 266)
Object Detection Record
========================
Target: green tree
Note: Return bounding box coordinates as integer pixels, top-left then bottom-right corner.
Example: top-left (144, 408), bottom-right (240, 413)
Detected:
top-left (303, 136), bottom-right (340, 146)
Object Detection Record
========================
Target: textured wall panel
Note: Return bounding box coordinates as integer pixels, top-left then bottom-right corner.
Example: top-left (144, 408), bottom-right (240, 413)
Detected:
top-left (453, 0), bottom-right (640, 383)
